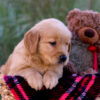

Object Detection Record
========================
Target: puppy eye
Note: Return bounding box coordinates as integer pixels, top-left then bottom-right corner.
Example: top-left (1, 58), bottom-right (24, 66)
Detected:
top-left (95, 26), bottom-right (99, 30)
top-left (49, 41), bottom-right (56, 46)
top-left (66, 43), bottom-right (68, 45)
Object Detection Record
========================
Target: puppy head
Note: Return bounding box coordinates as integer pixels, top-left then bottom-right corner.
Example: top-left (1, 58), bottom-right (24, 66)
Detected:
top-left (24, 18), bottom-right (72, 66)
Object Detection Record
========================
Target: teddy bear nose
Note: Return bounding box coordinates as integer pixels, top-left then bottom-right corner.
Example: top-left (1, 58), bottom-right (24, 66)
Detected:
top-left (59, 55), bottom-right (67, 63)
top-left (78, 27), bottom-right (99, 44)
top-left (84, 29), bottom-right (95, 38)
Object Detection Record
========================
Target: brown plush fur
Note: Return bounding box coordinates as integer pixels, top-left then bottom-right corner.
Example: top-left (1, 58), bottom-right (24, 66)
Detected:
top-left (1, 18), bottom-right (72, 90)
top-left (67, 9), bottom-right (100, 99)
top-left (67, 8), bottom-right (100, 73)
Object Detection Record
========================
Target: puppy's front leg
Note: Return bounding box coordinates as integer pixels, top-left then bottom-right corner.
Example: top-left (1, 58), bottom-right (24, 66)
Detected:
top-left (9, 68), bottom-right (43, 90)
top-left (43, 70), bottom-right (62, 89)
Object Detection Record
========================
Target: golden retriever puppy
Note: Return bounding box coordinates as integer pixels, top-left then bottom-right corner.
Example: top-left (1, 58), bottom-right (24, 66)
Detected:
top-left (1, 18), bottom-right (72, 90)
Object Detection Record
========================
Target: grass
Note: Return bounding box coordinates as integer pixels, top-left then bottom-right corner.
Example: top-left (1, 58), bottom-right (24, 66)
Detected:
top-left (0, 0), bottom-right (100, 65)
top-left (0, 0), bottom-right (75, 65)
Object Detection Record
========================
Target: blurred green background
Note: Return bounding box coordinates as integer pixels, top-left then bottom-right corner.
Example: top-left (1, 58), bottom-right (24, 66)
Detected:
top-left (0, 0), bottom-right (100, 99)
top-left (0, 0), bottom-right (100, 66)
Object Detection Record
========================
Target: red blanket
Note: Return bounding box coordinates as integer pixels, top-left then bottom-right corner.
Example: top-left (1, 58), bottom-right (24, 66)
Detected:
top-left (3, 68), bottom-right (100, 100)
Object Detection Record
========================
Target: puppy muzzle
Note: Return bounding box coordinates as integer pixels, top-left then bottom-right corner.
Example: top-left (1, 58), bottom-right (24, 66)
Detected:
top-left (59, 54), bottom-right (67, 63)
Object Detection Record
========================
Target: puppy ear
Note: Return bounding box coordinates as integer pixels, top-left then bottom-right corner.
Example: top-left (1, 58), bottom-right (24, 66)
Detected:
top-left (68, 43), bottom-right (71, 53)
top-left (24, 30), bottom-right (40, 54)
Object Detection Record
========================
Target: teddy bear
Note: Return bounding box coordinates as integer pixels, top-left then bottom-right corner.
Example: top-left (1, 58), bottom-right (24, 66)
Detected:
top-left (66, 8), bottom-right (100, 99)
top-left (67, 8), bottom-right (100, 73)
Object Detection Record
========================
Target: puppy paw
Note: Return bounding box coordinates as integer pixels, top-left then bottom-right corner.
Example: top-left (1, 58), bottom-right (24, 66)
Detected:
top-left (43, 71), bottom-right (59, 89)
top-left (27, 72), bottom-right (43, 90)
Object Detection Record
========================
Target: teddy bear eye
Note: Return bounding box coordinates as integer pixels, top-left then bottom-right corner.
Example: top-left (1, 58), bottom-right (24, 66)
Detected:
top-left (49, 41), bottom-right (56, 46)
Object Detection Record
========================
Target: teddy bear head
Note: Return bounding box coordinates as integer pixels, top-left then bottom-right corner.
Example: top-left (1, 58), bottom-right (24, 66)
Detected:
top-left (67, 8), bottom-right (100, 73)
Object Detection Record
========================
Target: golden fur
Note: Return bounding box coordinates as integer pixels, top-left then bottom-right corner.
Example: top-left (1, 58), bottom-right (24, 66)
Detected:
top-left (1, 18), bottom-right (72, 90)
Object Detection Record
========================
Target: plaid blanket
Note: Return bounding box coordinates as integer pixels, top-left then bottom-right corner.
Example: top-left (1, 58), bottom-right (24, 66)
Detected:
top-left (3, 69), bottom-right (100, 100)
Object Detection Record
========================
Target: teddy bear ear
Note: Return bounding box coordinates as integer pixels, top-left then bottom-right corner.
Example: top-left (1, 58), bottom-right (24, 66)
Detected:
top-left (66, 9), bottom-right (81, 35)
top-left (67, 8), bottom-right (80, 21)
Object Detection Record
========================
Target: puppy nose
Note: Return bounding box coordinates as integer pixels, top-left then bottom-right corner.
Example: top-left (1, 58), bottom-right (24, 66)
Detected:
top-left (59, 55), bottom-right (67, 63)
